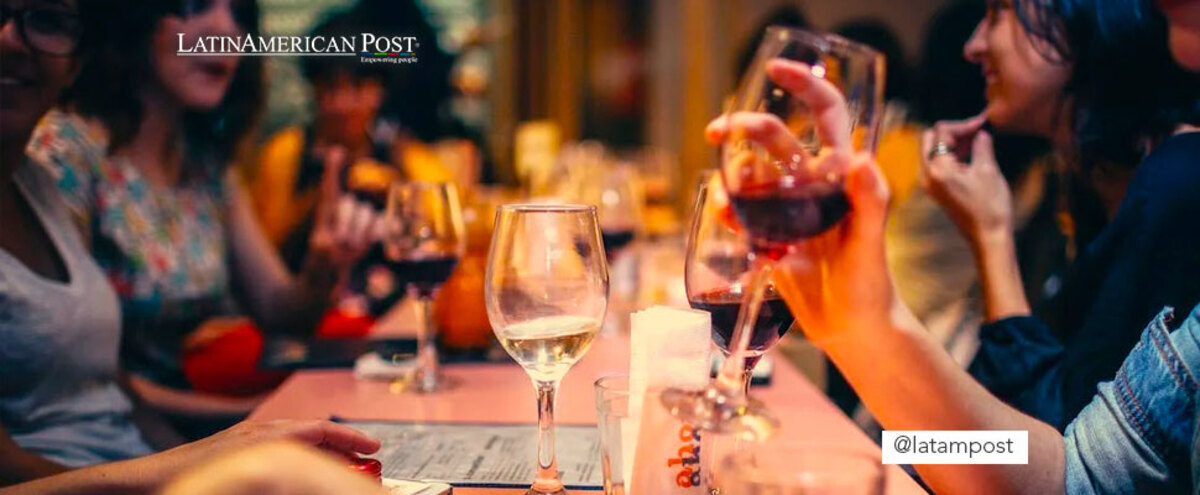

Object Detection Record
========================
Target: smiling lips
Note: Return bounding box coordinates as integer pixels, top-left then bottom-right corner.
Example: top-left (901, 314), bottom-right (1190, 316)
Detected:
top-left (196, 60), bottom-right (235, 80)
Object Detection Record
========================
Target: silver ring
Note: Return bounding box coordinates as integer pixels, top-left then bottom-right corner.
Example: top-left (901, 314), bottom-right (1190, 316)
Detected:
top-left (928, 141), bottom-right (954, 161)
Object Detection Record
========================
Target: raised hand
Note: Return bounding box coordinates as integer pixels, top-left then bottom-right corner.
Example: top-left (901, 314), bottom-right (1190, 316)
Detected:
top-left (306, 147), bottom-right (380, 278)
top-left (921, 115), bottom-right (1013, 242)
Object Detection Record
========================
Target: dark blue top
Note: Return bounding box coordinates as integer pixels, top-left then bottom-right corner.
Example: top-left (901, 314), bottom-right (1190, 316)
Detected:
top-left (969, 132), bottom-right (1200, 429)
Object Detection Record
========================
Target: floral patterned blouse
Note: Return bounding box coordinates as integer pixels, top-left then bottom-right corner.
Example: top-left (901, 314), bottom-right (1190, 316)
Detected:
top-left (26, 109), bottom-right (237, 389)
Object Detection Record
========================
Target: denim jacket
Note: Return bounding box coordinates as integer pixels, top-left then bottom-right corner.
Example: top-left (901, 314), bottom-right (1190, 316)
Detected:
top-left (970, 133), bottom-right (1200, 430)
top-left (1063, 304), bottom-right (1200, 494)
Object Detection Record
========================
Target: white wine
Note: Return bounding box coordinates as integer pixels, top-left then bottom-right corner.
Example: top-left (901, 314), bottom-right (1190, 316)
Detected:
top-left (498, 316), bottom-right (600, 382)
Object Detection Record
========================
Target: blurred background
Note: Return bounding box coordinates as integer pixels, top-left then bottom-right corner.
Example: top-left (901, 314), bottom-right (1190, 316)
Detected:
top-left (256, 0), bottom-right (973, 211)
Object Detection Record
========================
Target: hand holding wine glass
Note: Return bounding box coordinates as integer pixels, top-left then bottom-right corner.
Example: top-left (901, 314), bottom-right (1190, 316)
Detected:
top-left (662, 28), bottom-right (885, 439)
top-left (700, 50), bottom-right (902, 350)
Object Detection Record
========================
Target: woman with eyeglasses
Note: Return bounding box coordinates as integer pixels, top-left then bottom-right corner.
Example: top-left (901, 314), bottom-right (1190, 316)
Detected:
top-left (23, 0), bottom-right (379, 438)
top-left (0, 0), bottom-right (380, 489)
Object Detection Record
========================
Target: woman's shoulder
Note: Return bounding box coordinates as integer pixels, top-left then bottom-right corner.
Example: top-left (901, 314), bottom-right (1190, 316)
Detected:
top-left (24, 109), bottom-right (114, 218)
top-left (1127, 132), bottom-right (1200, 213)
top-left (25, 110), bottom-right (111, 184)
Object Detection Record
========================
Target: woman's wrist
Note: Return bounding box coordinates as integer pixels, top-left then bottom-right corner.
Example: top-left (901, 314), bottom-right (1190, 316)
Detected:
top-left (969, 224), bottom-right (1015, 254)
top-left (811, 297), bottom-right (923, 359)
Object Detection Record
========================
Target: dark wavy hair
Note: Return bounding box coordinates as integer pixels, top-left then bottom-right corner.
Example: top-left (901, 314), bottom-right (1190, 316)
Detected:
top-left (1007, 0), bottom-right (1200, 170)
top-left (62, 0), bottom-right (264, 172)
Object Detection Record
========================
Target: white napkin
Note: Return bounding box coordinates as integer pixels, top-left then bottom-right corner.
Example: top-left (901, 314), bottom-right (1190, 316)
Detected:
top-left (626, 306), bottom-right (711, 494)
top-left (354, 352), bottom-right (417, 380)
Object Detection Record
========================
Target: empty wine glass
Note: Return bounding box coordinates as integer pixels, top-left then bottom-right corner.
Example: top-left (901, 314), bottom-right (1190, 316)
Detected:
top-left (486, 204), bottom-right (609, 495)
top-left (383, 181), bottom-right (466, 392)
top-left (662, 27), bottom-right (884, 439)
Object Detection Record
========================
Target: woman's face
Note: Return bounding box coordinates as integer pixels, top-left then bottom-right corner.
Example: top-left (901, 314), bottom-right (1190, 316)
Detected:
top-left (0, 0), bottom-right (81, 141)
top-left (151, 0), bottom-right (244, 110)
top-left (314, 71), bottom-right (384, 145)
top-left (963, 0), bottom-right (1073, 137)
top-left (1157, 0), bottom-right (1200, 71)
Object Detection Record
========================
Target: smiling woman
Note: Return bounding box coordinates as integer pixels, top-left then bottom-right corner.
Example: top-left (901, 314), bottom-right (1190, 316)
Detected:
top-left (24, 0), bottom-right (382, 440)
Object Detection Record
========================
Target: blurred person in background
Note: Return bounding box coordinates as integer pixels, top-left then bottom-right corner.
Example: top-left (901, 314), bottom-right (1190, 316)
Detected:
top-left (837, 4), bottom-right (1064, 431)
top-left (25, 0), bottom-right (379, 438)
top-left (0, 0), bottom-right (379, 486)
top-left (247, 3), bottom-right (464, 328)
top-left (922, 0), bottom-right (1200, 429)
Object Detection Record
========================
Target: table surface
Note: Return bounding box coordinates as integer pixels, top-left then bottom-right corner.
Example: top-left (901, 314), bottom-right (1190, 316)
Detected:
top-left (251, 334), bottom-right (924, 494)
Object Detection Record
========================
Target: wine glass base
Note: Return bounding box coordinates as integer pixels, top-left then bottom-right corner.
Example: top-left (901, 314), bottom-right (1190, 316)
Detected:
top-left (525, 480), bottom-right (567, 495)
top-left (391, 372), bottom-right (459, 394)
top-left (659, 387), bottom-right (779, 441)
top-left (524, 489), bottom-right (567, 495)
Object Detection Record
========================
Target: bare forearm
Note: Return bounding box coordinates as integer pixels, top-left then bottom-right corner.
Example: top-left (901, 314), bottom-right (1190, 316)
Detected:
top-left (818, 305), bottom-right (1063, 494)
top-left (971, 229), bottom-right (1031, 322)
top-left (0, 448), bottom-right (68, 487)
top-left (128, 375), bottom-right (262, 420)
top-left (225, 171), bottom-right (334, 335)
top-left (0, 458), bottom-right (156, 495)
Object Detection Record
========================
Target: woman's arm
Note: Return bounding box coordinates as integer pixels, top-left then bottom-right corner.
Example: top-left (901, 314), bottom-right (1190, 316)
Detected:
top-left (817, 300), bottom-right (1065, 494)
top-left (921, 120), bottom-right (1031, 321)
top-left (224, 151), bottom-right (377, 335)
top-left (125, 375), bottom-right (262, 421)
top-left (0, 420), bottom-right (381, 495)
top-left (0, 423), bottom-right (68, 486)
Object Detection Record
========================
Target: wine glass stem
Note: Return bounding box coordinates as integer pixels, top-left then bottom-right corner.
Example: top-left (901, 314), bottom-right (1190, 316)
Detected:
top-left (740, 355), bottom-right (762, 395)
top-left (715, 260), bottom-right (773, 393)
top-left (415, 292), bottom-right (439, 391)
top-left (533, 379), bottom-right (565, 493)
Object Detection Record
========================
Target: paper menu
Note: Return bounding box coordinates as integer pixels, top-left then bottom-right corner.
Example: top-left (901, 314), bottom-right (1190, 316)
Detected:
top-left (339, 419), bottom-right (602, 490)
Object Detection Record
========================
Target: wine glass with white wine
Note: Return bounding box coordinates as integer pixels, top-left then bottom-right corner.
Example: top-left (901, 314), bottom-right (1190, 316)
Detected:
top-left (485, 204), bottom-right (609, 495)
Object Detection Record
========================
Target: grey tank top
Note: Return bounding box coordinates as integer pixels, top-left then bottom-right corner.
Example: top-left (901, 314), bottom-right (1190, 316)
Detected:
top-left (0, 162), bottom-right (152, 467)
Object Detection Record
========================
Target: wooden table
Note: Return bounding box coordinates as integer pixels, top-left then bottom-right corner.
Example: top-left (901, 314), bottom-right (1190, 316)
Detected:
top-left (251, 334), bottom-right (923, 494)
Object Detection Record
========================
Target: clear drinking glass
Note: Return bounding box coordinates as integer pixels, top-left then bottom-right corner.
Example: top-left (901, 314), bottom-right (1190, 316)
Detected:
top-left (720, 442), bottom-right (885, 495)
top-left (486, 204), bottom-right (609, 495)
top-left (594, 375), bottom-right (631, 495)
top-left (383, 181), bottom-right (466, 392)
top-left (685, 172), bottom-right (796, 394)
top-left (662, 27), bottom-right (884, 439)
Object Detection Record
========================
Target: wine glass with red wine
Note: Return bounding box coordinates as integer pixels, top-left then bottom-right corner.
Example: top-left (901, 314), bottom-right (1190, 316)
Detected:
top-left (686, 173), bottom-right (795, 394)
top-left (383, 181), bottom-right (466, 392)
top-left (581, 161), bottom-right (642, 262)
top-left (662, 27), bottom-right (884, 438)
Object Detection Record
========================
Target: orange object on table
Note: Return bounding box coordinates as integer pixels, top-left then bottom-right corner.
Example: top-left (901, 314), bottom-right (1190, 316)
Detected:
top-left (317, 307), bottom-right (376, 338)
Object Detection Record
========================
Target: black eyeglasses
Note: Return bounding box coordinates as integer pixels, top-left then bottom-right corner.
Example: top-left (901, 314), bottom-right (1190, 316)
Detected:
top-left (0, 3), bottom-right (82, 56)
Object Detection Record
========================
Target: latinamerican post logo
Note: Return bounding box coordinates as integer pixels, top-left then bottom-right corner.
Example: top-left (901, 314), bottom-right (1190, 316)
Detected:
top-left (176, 33), bottom-right (420, 64)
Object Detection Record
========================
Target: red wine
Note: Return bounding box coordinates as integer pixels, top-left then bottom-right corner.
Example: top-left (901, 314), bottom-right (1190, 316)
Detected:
top-left (600, 229), bottom-right (635, 259)
top-left (728, 183), bottom-right (849, 257)
top-left (386, 255), bottom-right (459, 296)
top-left (688, 287), bottom-right (795, 354)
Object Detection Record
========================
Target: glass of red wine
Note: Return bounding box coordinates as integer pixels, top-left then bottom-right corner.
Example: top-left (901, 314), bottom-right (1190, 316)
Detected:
top-left (686, 172), bottom-right (796, 394)
top-left (383, 181), bottom-right (467, 392)
top-left (662, 27), bottom-right (884, 438)
top-left (580, 160), bottom-right (642, 262)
